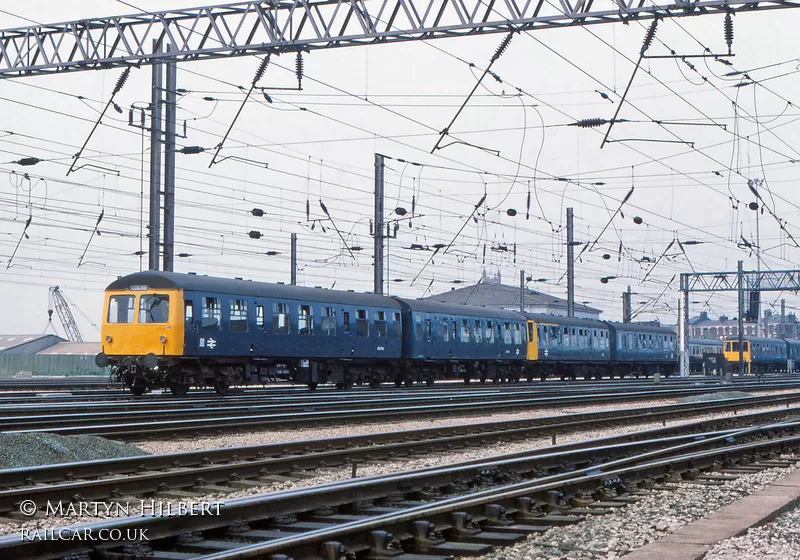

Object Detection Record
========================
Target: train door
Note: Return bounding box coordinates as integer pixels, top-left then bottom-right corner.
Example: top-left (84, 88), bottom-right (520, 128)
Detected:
top-left (183, 293), bottom-right (197, 353)
top-left (196, 294), bottom-right (223, 355)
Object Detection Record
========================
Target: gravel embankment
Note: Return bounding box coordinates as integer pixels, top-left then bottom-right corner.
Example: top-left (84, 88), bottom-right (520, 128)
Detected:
top-left (703, 502), bottom-right (800, 560)
top-left (1, 405), bottom-right (796, 538)
top-left (133, 396), bottom-right (790, 454)
top-left (480, 457), bottom-right (800, 560)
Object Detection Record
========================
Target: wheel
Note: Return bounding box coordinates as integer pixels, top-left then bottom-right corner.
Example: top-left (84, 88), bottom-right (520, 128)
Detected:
top-left (480, 377), bottom-right (487, 385)
top-left (307, 382), bottom-right (318, 391)
top-left (369, 378), bottom-right (381, 389)
top-left (130, 384), bottom-right (146, 396)
top-left (404, 378), bottom-right (414, 388)
top-left (395, 378), bottom-right (403, 388)
top-left (463, 376), bottom-right (471, 385)
top-left (425, 376), bottom-right (434, 387)
top-left (169, 383), bottom-right (190, 397)
top-left (214, 380), bottom-right (232, 396)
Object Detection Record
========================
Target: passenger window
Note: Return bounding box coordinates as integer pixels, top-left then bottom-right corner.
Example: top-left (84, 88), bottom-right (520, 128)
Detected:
top-left (513, 324), bottom-right (522, 345)
top-left (108, 295), bottom-right (135, 324)
top-left (202, 296), bottom-right (221, 326)
top-left (298, 304), bottom-right (313, 335)
top-left (392, 312), bottom-right (401, 339)
top-left (184, 300), bottom-right (193, 324)
top-left (230, 299), bottom-right (248, 332)
top-left (256, 305), bottom-right (264, 329)
top-left (414, 314), bottom-right (423, 341)
top-left (322, 307), bottom-right (336, 336)
top-left (442, 319), bottom-right (450, 342)
top-left (343, 311), bottom-right (351, 334)
top-left (376, 311), bottom-right (388, 338)
top-left (356, 309), bottom-right (369, 337)
top-left (486, 321), bottom-right (495, 343)
top-left (139, 294), bottom-right (170, 324)
top-left (273, 302), bottom-right (290, 334)
top-left (452, 320), bottom-right (457, 342)
top-left (474, 320), bottom-right (483, 343)
top-left (460, 319), bottom-right (470, 343)
top-left (503, 323), bottom-right (512, 344)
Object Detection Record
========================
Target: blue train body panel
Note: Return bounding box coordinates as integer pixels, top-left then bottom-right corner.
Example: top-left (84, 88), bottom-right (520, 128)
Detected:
top-left (606, 322), bottom-right (677, 363)
top-left (525, 314), bottom-right (611, 362)
top-left (396, 299), bottom-right (527, 362)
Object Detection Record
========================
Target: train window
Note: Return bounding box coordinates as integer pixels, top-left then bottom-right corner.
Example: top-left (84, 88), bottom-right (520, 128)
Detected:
top-left (442, 320), bottom-right (450, 342)
top-left (460, 319), bottom-right (470, 343)
top-left (392, 312), bottom-right (401, 339)
top-left (298, 305), bottom-right (313, 335)
top-left (140, 294), bottom-right (170, 324)
top-left (229, 299), bottom-right (248, 332)
top-left (322, 307), bottom-right (336, 336)
top-left (202, 296), bottom-right (222, 326)
top-left (503, 323), bottom-right (512, 345)
top-left (528, 323), bottom-right (535, 344)
top-left (343, 311), bottom-right (351, 334)
top-left (108, 295), bottom-right (135, 324)
top-left (497, 323), bottom-right (503, 343)
top-left (452, 320), bottom-right (458, 342)
top-left (513, 324), bottom-right (522, 345)
top-left (414, 314), bottom-right (423, 341)
top-left (486, 321), bottom-right (495, 343)
top-left (185, 300), bottom-right (194, 324)
top-left (273, 302), bottom-right (290, 334)
top-left (376, 312), bottom-right (388, 338)
top-left (256, 305), bottom-right (264, 329)
top-left (356, 309), bottom-right (369, 337)
top-left (423, 318), bottom-right (430, 339)
top-left (474, 320), bottom-right (483, 343)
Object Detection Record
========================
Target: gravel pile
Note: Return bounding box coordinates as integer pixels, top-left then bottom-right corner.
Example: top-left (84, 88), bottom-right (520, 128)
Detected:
top-left (480, 456), bottom-right (800, 560)
top-left (704, 502), bottom-right (800, 560)
top-left (0, 433), bottom-right (147, 469)
top-left (677, 391), bottom-right (754, 403)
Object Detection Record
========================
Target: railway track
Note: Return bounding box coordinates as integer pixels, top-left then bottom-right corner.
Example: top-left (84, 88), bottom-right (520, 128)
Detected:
top-left (4, 383), bottom-right (800, 438)
top-left (2, 414), bottom-right (798, 559)
top-left (1, 395), bottom-right (799, 520)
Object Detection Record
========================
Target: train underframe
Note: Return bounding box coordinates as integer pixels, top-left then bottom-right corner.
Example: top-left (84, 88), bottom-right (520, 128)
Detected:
top-left (104, 353), bottom-right (530, 395)
top-left (524, 361), bottom-right (672, 381)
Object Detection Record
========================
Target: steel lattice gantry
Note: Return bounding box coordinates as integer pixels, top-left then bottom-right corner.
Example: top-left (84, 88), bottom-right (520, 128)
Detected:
top-left (2, 0), bottom-right (800, 77)
top-left (678, 263), bottom-right (800, 380)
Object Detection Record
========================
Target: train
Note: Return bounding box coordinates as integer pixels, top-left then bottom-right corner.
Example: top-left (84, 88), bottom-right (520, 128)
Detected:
top-left (722, 336), bottom-right (800, 374)
top-left (96, 271), bottom-right (680, 395)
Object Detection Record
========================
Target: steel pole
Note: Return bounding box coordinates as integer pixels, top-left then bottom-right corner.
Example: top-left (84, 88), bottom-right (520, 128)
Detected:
top-left (162, 44), bottom-right (177, 272)
top-left (290, 233), bottom-right (297, 286)
top-left (374, 154), bottom-right (385, 295)
top-left (736, 260), bottom-right (744, 382)
top-left (566, 207), bottom-right (575, 318)
top-left (147, 40), bottom-right (163, 271)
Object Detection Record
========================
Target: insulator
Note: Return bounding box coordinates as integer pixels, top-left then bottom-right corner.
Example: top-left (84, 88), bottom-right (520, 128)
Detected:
top-left (16, 157), bottom-right (41, 166)
top-left (640, 19), bottom-right (659, 55)
top-left (113, 67), bottom-right (131, 95)
top-left (491, 32), bottom-right (513, 63)
top-left (295, 52), bottom-right (304, 88)
top-left (253, 55), bottom-right (271, 85)
top-left (724, 12), bottom-right (734, 53)
top-left (572, 118), bottom-right (608, 128)
top-left (248, 230), bottom-right (262, 239)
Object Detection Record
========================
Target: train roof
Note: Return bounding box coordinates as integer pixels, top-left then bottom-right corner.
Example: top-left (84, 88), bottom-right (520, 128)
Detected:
top-left (522, 313), bottom-right (609, 329)
top-left (396, 298), bottom-right (526, 320)
top-left (687, 338), bottom-right (723, 346)
top-left (106, 271), bottom-right (403, 308)
top-left (604, 321), bottom-right (676, 335)
top-left (721, 335), bottom-right (786, 344)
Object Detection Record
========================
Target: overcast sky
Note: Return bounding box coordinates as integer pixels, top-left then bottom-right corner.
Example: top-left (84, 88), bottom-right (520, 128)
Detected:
top-left (2, 1), bottom-right (800, 339)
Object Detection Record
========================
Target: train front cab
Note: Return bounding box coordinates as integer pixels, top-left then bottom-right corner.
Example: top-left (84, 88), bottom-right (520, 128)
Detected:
top-left (723, 339), bottom-right (750, 373)
top-left (97, 284), bottom-right (186, 395)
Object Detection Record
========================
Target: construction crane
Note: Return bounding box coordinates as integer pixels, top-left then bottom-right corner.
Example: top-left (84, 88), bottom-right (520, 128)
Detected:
top-left (47, 286), bottom-right (84, 343)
